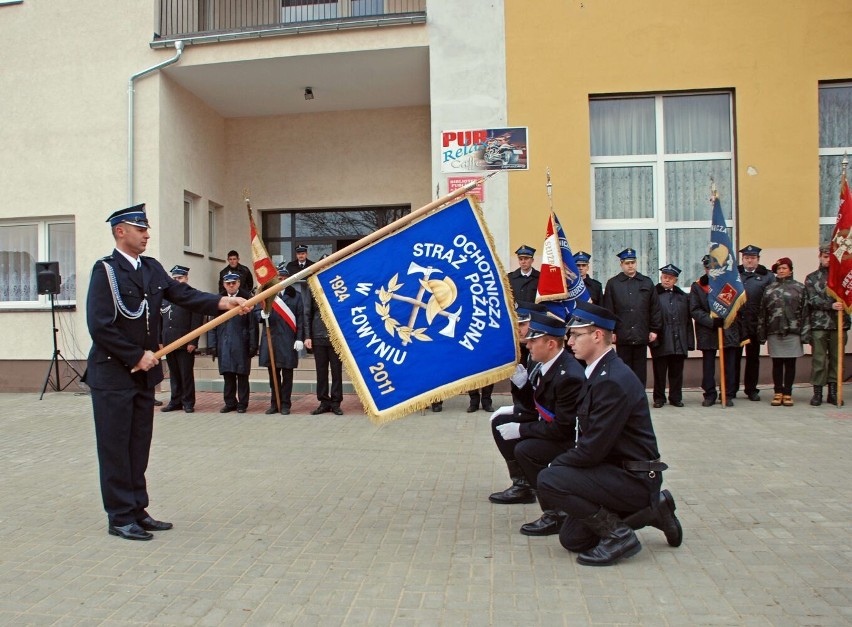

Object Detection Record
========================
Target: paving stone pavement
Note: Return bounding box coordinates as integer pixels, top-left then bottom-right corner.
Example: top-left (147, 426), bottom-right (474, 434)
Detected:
top-left (1, 385), bottom-right (851, 626)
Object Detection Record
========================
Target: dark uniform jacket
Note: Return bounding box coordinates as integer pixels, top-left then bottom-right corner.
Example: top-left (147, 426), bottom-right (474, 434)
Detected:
top-left (209, 303), bottom-right (258, 375)
top-left (306, 289), bottom-right (332, 345)
top-left (689, 275), bottom-right (741, 350)
top-left (217, 262), bottom-right (254, 297)
top-left (85, 251), bottom-right (221, 390)
top-left (507, 268), bottom-right (540, 304)
top-left (758, 276), bottom-right (809, 342)
top-left (602, 272), bottom-right (662, 345)
top-left (551, 349), bottom-right (661, 468)
top-left (738, 264), bottom-right (774, 339)
top-left (516, 349), bottom-right (585, 441)
top-left (651, 283), bottom-right (694, 357)
top-left (583, 276), bottom-right (603, 304)
top-left (804, 265), bottom-right (851, 332)
top-left (161, 300), bottom-right (204, 349)
top-left (286, 258), bottom-right (314, 277)
top-left (255, 287), bottom-right (305, 370)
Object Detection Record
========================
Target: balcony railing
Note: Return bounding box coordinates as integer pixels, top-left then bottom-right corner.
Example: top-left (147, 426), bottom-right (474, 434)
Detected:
top-left (155, 0), bottom-right (426, 43)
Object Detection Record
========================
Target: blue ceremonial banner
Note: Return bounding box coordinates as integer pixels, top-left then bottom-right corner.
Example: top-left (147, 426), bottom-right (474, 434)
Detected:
top-left (309, 197), bottom-right (519, 423)
top-left (707, 195), bottom-right (746, 328)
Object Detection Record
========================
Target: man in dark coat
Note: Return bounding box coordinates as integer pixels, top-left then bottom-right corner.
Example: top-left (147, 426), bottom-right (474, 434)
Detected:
top-left (574, 251), bottom-right (603, 304)
top-left (507, 245), bottom-right (540, 304)
top-left (306, 281), bottom-right (344, 415)
top-left (492, 311), bottom-right (586, 536)
top-left (536, 301), bottom-right (682, 566)
top-left (84, 204), bottom-right (248, 541)
top-left (160, 265), bottom-right (204, 413)
top-left (217, 250), bottom-right (253, 298)
top-left (690, 256), bottom-right (740, 407)
top-left (256, 264), bottom-right (305, 415)
top-left (210, 272), bottom-right (258, 413)
top-left (650, 264), bottom-right (694, 408)
top-left (735, 244), bottom-right (774, 401)
top-left (602, 248), bottom-right (662, 387)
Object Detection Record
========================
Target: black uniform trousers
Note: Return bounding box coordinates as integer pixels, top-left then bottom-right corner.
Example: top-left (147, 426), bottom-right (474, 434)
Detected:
top-left (469, 385), bottom-right (494, 406)
top-left (734, 339), bottom-right (761, 396)
top-left (91, 383), bottom-right (155, 526)
top-left (267, 366), bottom-right (295, 410)
top-left (223, 373), bottom-right (250, 410)
top-left (651, 355), bottom-right (685, 405)
top-left (701, 347), bottom-right (737, 401)
top-left (167, 349), bottom-right (196, 409)
top-left (537, 464), bottom-right (661, 552)
top-left (616, 344), bottom-right (649, 387)
top-left (313, 342), bottom-right (343, 408)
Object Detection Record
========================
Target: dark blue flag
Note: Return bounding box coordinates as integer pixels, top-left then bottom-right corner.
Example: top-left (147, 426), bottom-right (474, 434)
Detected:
top-left (309, 197), bottom-right (518, 423)
top-left (707, 195), bottom-right (746, 327)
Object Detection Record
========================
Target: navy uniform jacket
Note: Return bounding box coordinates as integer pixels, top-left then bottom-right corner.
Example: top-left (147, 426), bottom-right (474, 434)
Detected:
top-left (603, 271), bottom-right (663, 345)
top-left (217, 262), bottom-right (254, 296)
top-left (517, 349), bottom-right (585, 441)
top-left (209, 306), bottom-right (258, 375)
top-left (507, 268), bottom-right (540, 304)
top-left (583, 276), bottom-right (603, 304)
top-left (255, 287), bottom-right (305, 370)
top-left (552, 349), bottom-right (661, 468)
top-left (161, 300), bottom-right (204, 349)
top-left (737, 264), bottom-right (774, 338)
top-left (650, 283), bottom-right (695, 357)
top-left (85, 251), bottom-right (221, 390)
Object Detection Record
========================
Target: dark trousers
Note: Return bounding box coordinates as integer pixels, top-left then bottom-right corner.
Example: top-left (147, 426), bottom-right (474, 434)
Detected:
top-left (537, 464), bottom-right (660, 552)
top-left (701, 347), bottom-right (737, 401)
top-left (469, 385), bottom-right (494, 407)
top-left (490, 412), bottom-right (539, 463)
top-left (772, 357), bottom-right (796, 394)
top-left (616, 344), bottom-right (648, 387)
top-left (91, 384), bottom-right (155, 526)
top-left (515, 438), bottom-right (573, 510)
top-left (651, 354), bottom-right (685, 404)
top-left (313, 341), bottom-right (343, 408)
top-left (223, 372), bottom-right (250, 410)
top-left (734, 339), bottom-right (761, 395)
top-left (267, 366), bottom-right (294, 410)
top-left (167, 348), bottom-right (196, 409)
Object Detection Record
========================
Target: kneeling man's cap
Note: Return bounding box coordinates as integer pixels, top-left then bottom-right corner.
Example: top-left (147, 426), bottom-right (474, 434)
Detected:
top-left (525, 312), bottom-right (567, 339)
top-left (107, 203), bottom-right (150, 228)
top-left (568, 301), bottom-right (617, 331)
top-left (515, 301), bottom-right (547, 323)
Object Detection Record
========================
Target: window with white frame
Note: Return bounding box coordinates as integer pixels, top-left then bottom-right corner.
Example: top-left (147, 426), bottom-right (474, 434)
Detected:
top-left (589, 92), bottom-right (735, 284)
top-left (819, 83), bottom-right (852, 244)
top-left (184, 192), bottom-right (199, 251)
top-left (0, 219), bottom-right (76, 306)
top-left (208, 200), bottom-right (221, 255)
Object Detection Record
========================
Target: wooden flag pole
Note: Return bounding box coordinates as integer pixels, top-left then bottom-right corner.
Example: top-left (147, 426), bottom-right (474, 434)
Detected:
top-left (264, 319), bottom-right (282, 412)
top-left (149, 173), bottom-right (498, 363)
top-left (717, 326), bottom-right (727, 408)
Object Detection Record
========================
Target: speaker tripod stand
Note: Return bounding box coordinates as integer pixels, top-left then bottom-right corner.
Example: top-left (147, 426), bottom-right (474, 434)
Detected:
top-left (39, 294), bottom-right (84, 399)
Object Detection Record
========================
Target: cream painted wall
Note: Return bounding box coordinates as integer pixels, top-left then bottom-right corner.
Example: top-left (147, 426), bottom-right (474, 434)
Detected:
top-left (504, 0), bottom-right (852, 258)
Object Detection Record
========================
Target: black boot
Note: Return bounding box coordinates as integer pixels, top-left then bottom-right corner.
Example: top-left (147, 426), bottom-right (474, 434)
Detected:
top-left (827, 382), bottom-right (843, 406)
top-left (520, 510), bottom-right (566, 536)
top-left (576, 507), bottom-right (642, 566)
top-left (623, 490), bottom-right (683, 547)
top-left (489, 460), bottom-right (536, 504)
top-left (810, 386), bottom-right (823, 406)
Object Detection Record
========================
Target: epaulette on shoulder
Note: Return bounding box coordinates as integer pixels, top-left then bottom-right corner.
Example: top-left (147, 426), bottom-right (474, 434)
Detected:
top-left (100, 254), bottom-right (114, 261)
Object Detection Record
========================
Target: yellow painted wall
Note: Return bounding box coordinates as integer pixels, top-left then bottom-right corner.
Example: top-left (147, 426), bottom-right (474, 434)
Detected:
top-left (505, 0), bottom-right (852, 261)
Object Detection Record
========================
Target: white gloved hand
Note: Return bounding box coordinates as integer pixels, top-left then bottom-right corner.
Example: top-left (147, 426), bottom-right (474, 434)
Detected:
top-left (510, 363), bottom-right (528, 387)
top-left (294, 340), bottom-right (304, 351)
top-left (490, 405), bottom-right (514, 422)
top-left (496, 422), bottom-right (521, 440)
top-left (260, 310), bottom-right (271, 320)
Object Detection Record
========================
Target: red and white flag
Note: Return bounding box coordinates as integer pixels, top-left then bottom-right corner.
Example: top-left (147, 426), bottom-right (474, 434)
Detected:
top-left (827, 171), bottom-right (852, 313)
top-left (272, 294), bottom-right (297, 332)
top-left (248, 208), bottom-right (279, 289)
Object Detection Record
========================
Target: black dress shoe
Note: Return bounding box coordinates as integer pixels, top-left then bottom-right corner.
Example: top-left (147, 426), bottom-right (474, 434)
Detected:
top-left (701, 398), bottom-right (715, 407)
top-left (670, 400), bottom-right (684, 407)
top-left (481, 401), bottom-right (494, 412)
top-left (153, 399), bottom-right (164, 407)
top-left (184, 407), bottom-right (194, 413)
top-left (489, 478), bottom-right (536, 504)
top-left (747, 392), bottom-right (761, 401)
top-left (724, 399), bottom-right (735, 407)
top-left (310, 404), bottom-right (331, 415)
top-left (654, 490), bottom-right (683, 547)
top-left (137, 516), bottom-right (173, 531)
top-left (466, 404), bottom-right (478, 413)
top-left (331, 406), bottom-right (343, 415)
top-left (652, 401), bottom-right (664, 409)
top-left (280, 408), bottom-right (290, 415)
top-left (237, 408), bottom-right (247, 414)
top-left (431, 402), bottom-right (443, 412)
top-left (160, 404), bottom-right (181, 412)
top-left (520, 511), bottom-right (566, 536)
top-left (108, 522), bottom-right (153, 541)
top-left (220, 406), bottom-right (236, 413)
top-left (265, 406), bottom-right (278, 415)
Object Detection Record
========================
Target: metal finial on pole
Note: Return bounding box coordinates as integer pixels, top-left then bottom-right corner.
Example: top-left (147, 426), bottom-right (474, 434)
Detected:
top-left (546, 167), bottom-right (553, 212)
top-left (843, 153), bottom-right (849, 177)
top-left (710, 176), bottom-right (718, 201)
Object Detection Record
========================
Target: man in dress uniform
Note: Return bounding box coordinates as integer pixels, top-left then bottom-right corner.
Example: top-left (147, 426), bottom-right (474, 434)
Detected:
top-left (306, 273), bottom-right (345, 416)
top-left (507, 245), bottom-right (539, 304)
top-left (160, 265), bottom-right (204, 413)
top-left (492, 311), bottom-right (586, 536)
top-left (650, 264), bottom-right (694, 408)
top-left (735, 244), bottom-right (775, 401)
top-left (84, 204), bottom-right (249, 541)
top-left (217, 250), bottom-right (253, 297)
top-left (602, 248), bottom-right (662, 387)
top-left (285, 244), bottom-right (314, 276)
top-left (210, 273), bottom-right (258, 414)
top-left (536, 301), bottom-right (682, 566)
top-left (574, 251), bottom-right (603, 304)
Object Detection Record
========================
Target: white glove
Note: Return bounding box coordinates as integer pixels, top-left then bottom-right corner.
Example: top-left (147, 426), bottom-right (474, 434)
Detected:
top-left (496, 422), bottom-right (521, 440)
top-left (294, 340), bottom-right (304, 351)
top-left (490, 405), bottom-right (514, 422)
top-left (510, 363), bottom-right (528, 387)
top-left (260, 310), bottom-right (270, 320)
